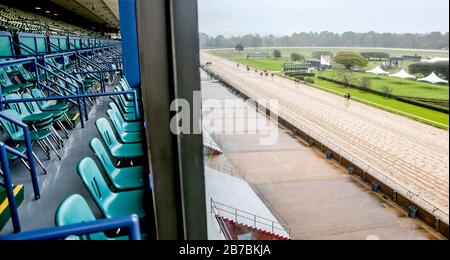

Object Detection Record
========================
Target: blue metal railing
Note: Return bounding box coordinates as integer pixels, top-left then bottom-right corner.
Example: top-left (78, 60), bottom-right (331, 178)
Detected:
top-left (0, 57), bottom-right (137, 129)
top-left (47, 42), bottom-right (65, 54)
top-left (36, 63), bottom-right (84, 96)
top-left (43, 60), bottom-right (84, 86)
top-left (1, 91), bottom-right (142, 123)
top-left (0, 56), bottom-right (37, 69)
top-left (37, 61), bottom-right (89, 118)
top-left (43, 52), bottom-right (77, 73)
top-left (72, 69), bottom-right (123, 93)
top-left (77, 46), bottom-right (123, 73)
top-left (0, 113), bottom-right (40, 200)
top-left (0, 215), bottom-right (141, 240)
top-left (11, 41), bottom-right (39, 57)
top-left (0, 142), bottom-right (22, 233)
top-left (0, 57), bottom-right (40, 97)
top-left (1, 41), bottom-right (121, 60)
top-left (75, 52), bottom-right (109, 72)
top-left (0, 58), bottom-right (89, 127)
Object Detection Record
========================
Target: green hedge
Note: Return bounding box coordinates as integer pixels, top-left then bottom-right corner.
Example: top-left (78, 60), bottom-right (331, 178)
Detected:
top-left (305, 78), bottom-right (315, 84)
top-left (286, 72), bottom-right (315, 77)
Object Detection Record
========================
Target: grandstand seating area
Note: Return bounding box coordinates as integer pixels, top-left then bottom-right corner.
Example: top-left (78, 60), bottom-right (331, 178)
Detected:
top-left (0, 5), bottom-right (147, 239)
top-left (0, 4), bottom-right (100, 37)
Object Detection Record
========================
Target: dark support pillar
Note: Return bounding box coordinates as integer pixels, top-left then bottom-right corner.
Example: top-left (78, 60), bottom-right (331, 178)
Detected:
top-left (135, 0), bottom-right (207, 240)
top-left (169, 0), bottom-right (207, 240)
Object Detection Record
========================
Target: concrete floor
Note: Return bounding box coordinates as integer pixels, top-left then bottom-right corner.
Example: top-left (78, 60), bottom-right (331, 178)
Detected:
top-left (0, 97), bottom-right (110, 235)
top-left (201, 73), bottom-right (444, 240)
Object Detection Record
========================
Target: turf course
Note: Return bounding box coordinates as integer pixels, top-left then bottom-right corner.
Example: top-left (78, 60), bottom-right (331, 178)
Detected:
top-left (313, 77), bottom-right (449, 126)
top-left (318, 70), bottom-right (449, 100)
top-left (236, 58), bottom-right (286, 71)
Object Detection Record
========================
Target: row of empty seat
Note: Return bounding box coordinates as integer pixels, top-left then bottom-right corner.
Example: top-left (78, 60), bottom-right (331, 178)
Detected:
top-left (0, 42), bottom-right (118, 174)
top-left (0, 4), bottom-right (101, 37)
top-left (56, 79), bottom-right (147, 240)
top-left (0, 19), bottom-right (147, 238)
top-left (0, 31), bottom-right (117, 59)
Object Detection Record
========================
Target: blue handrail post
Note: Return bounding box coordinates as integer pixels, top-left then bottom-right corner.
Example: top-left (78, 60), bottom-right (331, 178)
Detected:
top-left (22, 126), bottom-right (41, 200)
top-left (75, 89), bottom-right (85, 128)
top-left (0, 88), bottom-right (3, 112)
top-left (100, 73), bottom-right (105, 92)
top-left (0, 112), bottom-right (41, 199)
top-left (80, 83), bottom-right (89, 122)
top-left (34, 58), bottom-right (42, 91)
top-left (133, 90), bottom-right (140, 120)
top-left (43, 59), bottom-right (50, 97)
top-left (63, 56), bottom-right (67, 73)
top-left (129, 214), bottom-right (141, 240)
top-left (76, 53), bottom-right (80, 69)
top-left (0, 143), bottom-right (21, 233)
top-left (84, 94), bottom-right (89, 122)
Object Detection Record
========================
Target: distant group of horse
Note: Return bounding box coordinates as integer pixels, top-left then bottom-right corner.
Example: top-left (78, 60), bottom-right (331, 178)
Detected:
top-left (236, 63), bottom-right (275, 78)
top-left (205, 61), bottom-right (352, 101)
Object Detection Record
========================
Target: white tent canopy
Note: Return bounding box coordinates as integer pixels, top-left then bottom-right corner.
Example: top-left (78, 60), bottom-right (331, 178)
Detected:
top-left (366, 66), bottom-right (388, 75)
top-left (418, 72), bottom-right (449, 84)
top-left (389, 69), bottom-right (416, 79)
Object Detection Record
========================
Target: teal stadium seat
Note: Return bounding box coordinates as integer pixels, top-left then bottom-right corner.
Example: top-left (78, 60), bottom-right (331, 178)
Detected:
top-left (108, 102), bottom-right (141, 132)
top-left (22, 93), bottom-right (69, 138)
top-left (5, 93), bottom-right (54, 129)
top-left (77, 158), bottom-right (146, 218)
top-left (0, 32), bottom-right (14, 58)
top-left (15, 64), bottom-right (36, 83)
top-left (113, 86), bottom-right (135, 109)
top-left (0, 109), bottom-right (58, 162)
top-left (55, 194), bottom-right (128, 240)
top-left (0, 68), bottom-right (32, 96)
top-left (5, 94), bottom-right (65, 153)
top-left (95, 118), bottom-right (144, 160)
top-left (30, 88), bottom-right (75, 130)
top-left (107, 109), bottom-right (142, 143)
top-left (90, 138), bottom-right (144, 190)
top-left (109, 91), bottom-right (137, 121)
top-left (31, 88), bottom-right (70, 113)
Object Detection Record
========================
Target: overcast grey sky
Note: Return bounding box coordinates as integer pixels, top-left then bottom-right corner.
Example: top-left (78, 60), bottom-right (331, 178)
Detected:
top-left (198, 0), bottom-right (449, 36)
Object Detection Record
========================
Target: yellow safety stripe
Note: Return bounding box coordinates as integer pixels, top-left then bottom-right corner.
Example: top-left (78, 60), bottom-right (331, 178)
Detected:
top-left (0, 185), bottom-right (24, 213)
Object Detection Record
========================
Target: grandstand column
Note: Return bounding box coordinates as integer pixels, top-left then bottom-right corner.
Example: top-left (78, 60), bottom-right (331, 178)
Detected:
top-left (136, 0), bottom-right (207, 240)
top-left (118, 0), bottom-right (141, 89)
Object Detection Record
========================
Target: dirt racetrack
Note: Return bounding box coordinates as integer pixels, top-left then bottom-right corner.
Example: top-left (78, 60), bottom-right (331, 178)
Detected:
top-left (201, 52), bottom-right (449, 223)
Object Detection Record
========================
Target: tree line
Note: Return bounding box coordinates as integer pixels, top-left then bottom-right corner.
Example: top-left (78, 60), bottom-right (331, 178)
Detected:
top-left (267, 48), bottom-right (449, 79)
top-left (200, 31), bottom-right (449, 50)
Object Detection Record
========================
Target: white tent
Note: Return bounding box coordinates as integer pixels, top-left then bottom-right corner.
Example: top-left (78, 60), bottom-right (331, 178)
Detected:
top-left (418, 72), bottom-right (449, 84)
top-left (389, 69), bottom-right (416, 79)
top-left (366, 66), bottom-right (388, 75)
